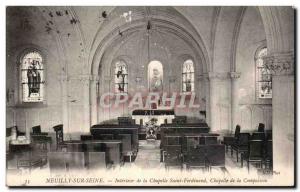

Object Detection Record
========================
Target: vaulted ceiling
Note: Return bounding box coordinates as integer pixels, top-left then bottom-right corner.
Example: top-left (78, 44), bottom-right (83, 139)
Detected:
top-left (6, 6), bottom-right (270, 75)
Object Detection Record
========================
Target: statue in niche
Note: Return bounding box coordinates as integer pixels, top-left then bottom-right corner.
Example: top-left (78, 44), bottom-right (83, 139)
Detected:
top-left (150, 68), bottom-right (163, 92)
top-left (148, 61), bottom-right (163, 108)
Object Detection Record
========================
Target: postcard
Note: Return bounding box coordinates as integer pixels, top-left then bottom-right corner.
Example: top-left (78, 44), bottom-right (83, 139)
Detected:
top-left (6, 6), bottom-right (295, 187)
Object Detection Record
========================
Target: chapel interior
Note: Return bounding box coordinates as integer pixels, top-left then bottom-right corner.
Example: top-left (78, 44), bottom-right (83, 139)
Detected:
top-left (6, 6), bottom-right (295, 183)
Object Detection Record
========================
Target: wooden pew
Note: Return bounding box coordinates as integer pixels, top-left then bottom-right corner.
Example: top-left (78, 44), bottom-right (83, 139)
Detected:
top-left (52, 139), bottom-right (121, 169)
top-left (185, 145), bottom-right (206, 170)
top-left (206, 144), bottom-right (226, 172)
top-left (164, 145), bottom-right (183, 170)
top-left (48, 151), bottom-right (85, 172)
top-left (48, 152), bottom-right (67, 172)
top-left (160, 123), bottom-right (210, 140)
top-left (117, 134), bottom-right (134, 162)
top-left (82, 140), bottom-right (122, 167)
top-left (64, 140), bottom-right (83, 152)
top-left (90, 124), bottom-right (139, 156)
top-left (160, 132), bottom-right (224, 171)
top-left (80, 135), bottom-right (93, 141)
top-left (160, 134), bottom-right (182, 162)
top-left (87, 152), bottom-right (106, 170)
top-left (231, 133), bottom-right (250, 162)
top-left (65, 152), bottom-right (85, 170)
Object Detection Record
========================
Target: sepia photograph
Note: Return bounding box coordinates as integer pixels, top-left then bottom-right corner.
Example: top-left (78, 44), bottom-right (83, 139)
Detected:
top-left (5, 4), bottom-right (295, 187)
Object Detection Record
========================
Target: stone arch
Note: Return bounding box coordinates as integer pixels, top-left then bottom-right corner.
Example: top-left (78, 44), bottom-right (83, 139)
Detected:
top-left (258, 7), bottom-right (294, 54)
top-left (89, 7), bottom-right (210, 76)
top-left (231, 7), bottom-right (294, 72)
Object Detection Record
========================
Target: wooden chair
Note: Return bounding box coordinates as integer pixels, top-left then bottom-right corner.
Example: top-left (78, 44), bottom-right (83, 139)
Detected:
top-left (258, 123), bottom-right (265, 132)
top-left (164, 145), bottom-right (183, 170)
top-left (31, 135), bottom-right (52, 151)
top-left (166, 135), bottom-right (181, 145)
top-left (118, 134), bottom-right (133, 162)
top-left (48, 152), bottom-right (67, 172)
top-left (31, 135), bottom-right (51, 165)
top-left (53, 124), bottom-right (66, 151)
top-left (223, 125), bottom-right (240, 152)
top-left (103, 142), bottom-right (122, 167)
top-left (32, 125), bottom-right (48, 136)
top-left (161, 135), bottom-right (181, 162)
top-left (99, 134), bottom-right (114, 140)
top-left (251, 132), bottom-right (265, 141)
top-left (87, 152), bottom-right (106, 170)
top-left (80, 135), bottom-right (93, 141)
top-left (231, 133), bottom-right (250, 162)
top-left (263, 139), bottom-right (273, 170)
top-left (266, 130), bottom-right (272, 140)
top-left (205, 136), bottom-right (218, 145)
top-left (65, 152), bottom-right (85, 171)
top-left (241, 140), bottom-right (264, 172)
top-left (185, 145), bottom-right (207, 171)
top-left (64, 140), bottom-right (83, 152)
top-left (206, 144), bottom-right (226, 172)
top-left (16, 151), bottom-right (44, 173)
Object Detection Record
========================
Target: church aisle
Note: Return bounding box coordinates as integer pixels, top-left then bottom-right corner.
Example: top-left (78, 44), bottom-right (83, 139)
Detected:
top-left (131, 140), bottom-right (163, 170)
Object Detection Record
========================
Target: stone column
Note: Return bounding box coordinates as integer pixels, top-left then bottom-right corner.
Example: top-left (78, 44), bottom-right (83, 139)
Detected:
top-left (81, 75), bottom-right (92, 133)
top-left (208, 72), bottom-right (218, 132)
top-left (59, 74), bottom-right (69, 140)
top-left (204, 74), bottom-right (210, 125)
top-left (208, 72), bottom-right (231, 133)
top-left (90, 75), bottom-right (99, 126)
top-left (265, 52), bottom-right (294, 182)
top-left (97, 76), bottom-right (112, 123)
top-left (230, 72), bottom-right (241, 133)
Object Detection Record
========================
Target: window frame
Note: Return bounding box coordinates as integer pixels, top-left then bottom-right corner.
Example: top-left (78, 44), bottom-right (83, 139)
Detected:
top-left (114, 60), bottom-right (128, 94)
top-left (182, 59), bottom-right (195, 93)
top-left (255, 46), bottom-right (272, 99)
top-left (18, 48), bottom-right (47, 106)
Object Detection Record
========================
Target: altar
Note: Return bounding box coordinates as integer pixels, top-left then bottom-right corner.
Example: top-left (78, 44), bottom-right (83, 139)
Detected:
top-left (132, 109), bottom-right (175, 126)
top-left (132, 109), bottom-right (175, 140)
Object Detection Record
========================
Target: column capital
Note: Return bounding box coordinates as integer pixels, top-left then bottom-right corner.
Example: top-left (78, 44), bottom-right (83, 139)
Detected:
top-left (90, 74), bottom-right (100, 81)
top-left (68, 74), bottom-right (95, 82)
top-left (264, 51), bottom-right (294, 76)
top-left (208, 72), bottom-right (230, 80)
top-left (230, 72), bottom-right (241, 79)
top-left (196, 74), bottom-right (206, 81)
top-left (104, 76), bottom-right (112, 83)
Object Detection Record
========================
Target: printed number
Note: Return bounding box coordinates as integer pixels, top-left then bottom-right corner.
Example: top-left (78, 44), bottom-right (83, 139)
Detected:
top-left (24, 179), bottom-right (30, 185)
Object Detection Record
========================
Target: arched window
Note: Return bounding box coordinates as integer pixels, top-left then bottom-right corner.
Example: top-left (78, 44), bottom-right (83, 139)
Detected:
top-left (182, 59), bottom-right (194, 92)
top-left (256, 47), bottom-right (272, 99)
top-left (21, 50), bottom-right (45, 102)
top-left (148, 60), bottom-right (163, 92)
top-left (114, 60), bottom-right (128, 93)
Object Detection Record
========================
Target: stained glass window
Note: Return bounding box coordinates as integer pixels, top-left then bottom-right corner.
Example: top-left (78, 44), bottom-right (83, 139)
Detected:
top-left (182, 59), bottom-right (194, 92)
top-left (114, 61), bottom-right (128, 93)
top-left (148, 60), bottom-right (163, 92)
top-left (21, 51), bottom-right (45, 102)
top-left (256, 47), bottom-right (272, 99)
